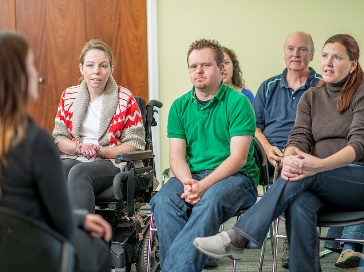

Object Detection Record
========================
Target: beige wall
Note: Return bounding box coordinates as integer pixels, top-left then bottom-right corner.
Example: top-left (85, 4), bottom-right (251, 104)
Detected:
top-left (157, 0), bottom-right (364, 175)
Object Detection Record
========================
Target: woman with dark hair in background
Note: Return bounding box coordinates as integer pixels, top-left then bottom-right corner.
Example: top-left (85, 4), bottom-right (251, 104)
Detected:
top-left (0, 31), bottom-right (111, 272)
top-left (222, 46), bottom-right (254, 103)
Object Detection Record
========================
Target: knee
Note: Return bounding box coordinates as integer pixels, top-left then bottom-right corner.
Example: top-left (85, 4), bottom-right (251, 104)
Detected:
top-left (286, 204), bottom-right (313, 227)
top-left (286, 198), bottom-right (308, 217)
top-left (68, 164), bottom-right (91, 186)
top-left (150, 192), bottom-right (160, 211)
top-left (62, 159), bottom-right (78, 181)
top-left (291, 191), bottom-right (322, 212)
top-left (150, 179), bottom-right (183, 212)
top-left (150, 189), bottom-right (170, 211)
top-left (286, 193), bottom-right (323, 225)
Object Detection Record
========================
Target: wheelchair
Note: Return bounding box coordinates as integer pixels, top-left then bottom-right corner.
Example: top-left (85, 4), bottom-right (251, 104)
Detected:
top-left (95, 96), bottom-right (162, 272)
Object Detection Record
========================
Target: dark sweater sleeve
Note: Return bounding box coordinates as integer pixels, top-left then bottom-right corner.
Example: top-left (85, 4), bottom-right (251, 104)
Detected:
top-left (73, 209), bottom-right (88, 227)
top-left (348, 83), bottom-right (364, 162)
top-left (31, 129), bottom-right (75, 239)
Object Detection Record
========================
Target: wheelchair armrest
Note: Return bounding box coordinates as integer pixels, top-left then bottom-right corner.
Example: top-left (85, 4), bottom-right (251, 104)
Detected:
top-left (115, 150), bottom-right (154, 163)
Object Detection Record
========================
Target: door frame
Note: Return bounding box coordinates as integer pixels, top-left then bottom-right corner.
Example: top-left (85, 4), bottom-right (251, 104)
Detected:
top-left (147, 0), bottom-right (162, 182)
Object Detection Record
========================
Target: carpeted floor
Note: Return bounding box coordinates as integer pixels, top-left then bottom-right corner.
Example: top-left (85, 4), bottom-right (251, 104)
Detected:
top-left (200, 216), bottom-right (343, 272)
top-left (200, 251), bottom-right (342, 272)
top-left (201, 240), bottom-right (341, 272)
top-left (128, 211), bottom-right (345, 271)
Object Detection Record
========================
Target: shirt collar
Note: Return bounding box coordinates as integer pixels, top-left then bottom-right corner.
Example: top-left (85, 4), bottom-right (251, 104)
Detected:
top-left (189, 81), bottom-right (228, 103)
top-left (280, 67), bottom-right (318, 90)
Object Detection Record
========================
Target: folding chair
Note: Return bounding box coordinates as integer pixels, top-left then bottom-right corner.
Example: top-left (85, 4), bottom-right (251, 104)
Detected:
top-left (230, 136), bottom-right (271, 272)
top-left (270, 170), bottom-right (364, 271)
top-left (317, 211), bottom-right (364, 252)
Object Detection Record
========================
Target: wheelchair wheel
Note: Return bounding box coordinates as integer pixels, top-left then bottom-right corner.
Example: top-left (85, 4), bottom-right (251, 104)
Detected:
top-left (135, 223), bottom-right (160, 272)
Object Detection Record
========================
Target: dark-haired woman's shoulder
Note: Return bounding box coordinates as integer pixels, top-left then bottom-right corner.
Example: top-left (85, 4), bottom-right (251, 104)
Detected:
top-left (26, 117), bottom-right (75, 238)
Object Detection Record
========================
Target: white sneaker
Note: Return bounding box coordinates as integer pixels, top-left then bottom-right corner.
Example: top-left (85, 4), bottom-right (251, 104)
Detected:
top-left (193, 231), bottom-right (244, 260)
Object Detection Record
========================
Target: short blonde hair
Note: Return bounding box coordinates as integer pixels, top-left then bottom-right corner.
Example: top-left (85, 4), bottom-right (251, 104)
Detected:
top-left (79, 39), bottom-right (115, 66)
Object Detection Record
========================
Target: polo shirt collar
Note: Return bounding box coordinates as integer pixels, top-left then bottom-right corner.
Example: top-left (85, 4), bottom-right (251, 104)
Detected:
top-left (280, 68), bottom-right (289, 89)
top-left (305, 68), bottom-right (318, 88)
top-left (214, 82), bottom-right (228, 100)
top-left (189, 81), bottom-right (227, 103)
top-left (280, 67), bottom-right (317, 91)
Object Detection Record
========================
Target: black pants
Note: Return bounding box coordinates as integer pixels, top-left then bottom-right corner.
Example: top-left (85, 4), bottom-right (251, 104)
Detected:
top-left (72, 227), bottom-right (110, 272)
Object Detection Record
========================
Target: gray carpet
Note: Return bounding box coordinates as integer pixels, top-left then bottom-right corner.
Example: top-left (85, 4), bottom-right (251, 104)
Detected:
top-left (128, 212), bottom-right (344, 271)
top-left (201, 216), bottom-right (342, 272)
top-left (201, 240), bottom-right (341, 272)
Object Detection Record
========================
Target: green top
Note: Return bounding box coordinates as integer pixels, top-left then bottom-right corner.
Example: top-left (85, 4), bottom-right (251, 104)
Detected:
top-left (168, 83), bottom-right (260, 185)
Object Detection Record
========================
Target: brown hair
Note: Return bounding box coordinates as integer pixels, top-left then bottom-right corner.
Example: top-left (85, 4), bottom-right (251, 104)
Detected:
top-left (186, 39), bottom-right (224, 66)
top-left (79, 39), bottom-right (115, 82)
top-left (222, 47), bottom-right (246, 88)
top-left (317, 34), bottom-right (364, 113)
top-left (0, 31), bottom-right (30, 169)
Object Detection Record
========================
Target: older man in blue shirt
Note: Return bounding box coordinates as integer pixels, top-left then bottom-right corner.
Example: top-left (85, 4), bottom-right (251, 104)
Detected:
top-left (254, 31), bottom-right (321, 171)
top-left (253, 31), bottom-right (321, 269)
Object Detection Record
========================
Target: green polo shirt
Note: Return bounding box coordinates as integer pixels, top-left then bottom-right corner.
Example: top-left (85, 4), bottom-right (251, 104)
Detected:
top-left (168, 83), bottom-right (259, 185)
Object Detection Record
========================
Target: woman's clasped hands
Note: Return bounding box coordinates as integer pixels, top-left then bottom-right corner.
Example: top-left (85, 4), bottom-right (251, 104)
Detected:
top-left (281, 148), bottom-right (323, 182)
top-left (76, 141), bottom-right (100, 160)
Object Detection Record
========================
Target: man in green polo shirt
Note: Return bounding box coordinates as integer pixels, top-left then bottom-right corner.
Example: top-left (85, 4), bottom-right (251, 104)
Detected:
top-left (150, 39), bottom-right (259, 272)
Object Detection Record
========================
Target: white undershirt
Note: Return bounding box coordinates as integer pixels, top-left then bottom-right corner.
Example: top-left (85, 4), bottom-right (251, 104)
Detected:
top-left (76, 94), bottom-right (103, 162)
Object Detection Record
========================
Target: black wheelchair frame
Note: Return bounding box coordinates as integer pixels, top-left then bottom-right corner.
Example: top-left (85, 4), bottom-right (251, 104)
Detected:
top-left (95, 97), bottom-right (162, 272)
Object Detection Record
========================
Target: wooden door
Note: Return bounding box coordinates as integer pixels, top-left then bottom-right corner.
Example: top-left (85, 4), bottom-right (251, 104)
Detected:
top-left (1, 0), bottom-right (148, 132)
top-left (0, 0), bottom-right (16, 30)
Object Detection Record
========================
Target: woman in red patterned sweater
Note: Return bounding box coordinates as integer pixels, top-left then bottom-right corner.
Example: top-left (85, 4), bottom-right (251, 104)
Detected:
top-left (52, 39), bottom-right (145, 213)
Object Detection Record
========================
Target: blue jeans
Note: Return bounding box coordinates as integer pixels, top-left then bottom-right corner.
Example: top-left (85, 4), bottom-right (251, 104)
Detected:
top-left (324, 224), bottom-right (364, 253)
top-left (150, 170), bottom-right (257, 272)
top-left (62, 159), bottom-right (120, 212)
top-left (233, 164), bottom-right (364, 272)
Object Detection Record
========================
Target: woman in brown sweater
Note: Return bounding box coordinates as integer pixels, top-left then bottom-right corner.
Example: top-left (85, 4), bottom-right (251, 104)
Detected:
top-left (193, 33), bottom-right (364, 272)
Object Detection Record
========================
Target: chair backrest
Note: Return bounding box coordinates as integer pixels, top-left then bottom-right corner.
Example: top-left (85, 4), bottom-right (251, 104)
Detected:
top-left (252, 137), bottom-right (270, 188)
top-left (95, 96), bottom-right (161, 201)
top-left (96, 97), bottom-right (162, 217)
top-left (0, 206), bottom-right (74, 272)
top-left (135, 96), bottom-right (147, 126)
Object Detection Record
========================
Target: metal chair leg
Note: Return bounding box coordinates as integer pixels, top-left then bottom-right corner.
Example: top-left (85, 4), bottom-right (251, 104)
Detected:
top-left (258, 233), bottom-right (268, 272)
top-left (232, 259), bottom-right (237, 272)
top-left (272, 218), bottom-right (280, 272)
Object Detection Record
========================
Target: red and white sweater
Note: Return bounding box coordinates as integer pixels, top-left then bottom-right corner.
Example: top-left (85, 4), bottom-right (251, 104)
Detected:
top-left (52, 76), bottom-right (145, 166)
